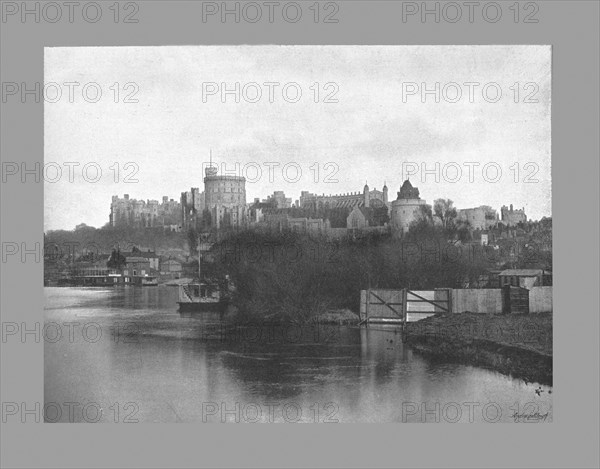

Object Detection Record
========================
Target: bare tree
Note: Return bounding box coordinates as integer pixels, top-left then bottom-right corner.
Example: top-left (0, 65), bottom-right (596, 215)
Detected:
top-left (433, 199), bottom-right (457, 229)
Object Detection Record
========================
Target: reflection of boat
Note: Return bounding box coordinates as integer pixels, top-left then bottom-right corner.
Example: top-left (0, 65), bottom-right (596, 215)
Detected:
top-left (177, 282), bottom-right (227, 313)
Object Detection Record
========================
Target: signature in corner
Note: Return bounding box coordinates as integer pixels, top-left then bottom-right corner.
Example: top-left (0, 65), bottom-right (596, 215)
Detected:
top-left (512, 412), bottom-right (550, 423)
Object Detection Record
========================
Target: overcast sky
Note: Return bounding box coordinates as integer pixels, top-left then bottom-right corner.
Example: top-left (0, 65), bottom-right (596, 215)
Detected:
top-left (44, 45), bottom-right (551, 231)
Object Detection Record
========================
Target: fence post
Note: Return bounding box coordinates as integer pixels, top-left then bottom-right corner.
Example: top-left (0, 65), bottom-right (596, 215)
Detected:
top-left (366, 288), bottom-right (370, 327)
top-left (401, 288), bottom-right (408, 323)
top-left (502, 285), bottom-right (511, 314)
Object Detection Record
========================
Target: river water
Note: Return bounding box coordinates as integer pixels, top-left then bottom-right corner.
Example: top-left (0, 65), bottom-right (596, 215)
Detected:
top-left (44, 287), bottom-right (552, 423)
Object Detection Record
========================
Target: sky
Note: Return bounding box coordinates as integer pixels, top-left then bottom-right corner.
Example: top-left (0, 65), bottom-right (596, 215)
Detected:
top-left (44, 45), bottom-right (551, 231)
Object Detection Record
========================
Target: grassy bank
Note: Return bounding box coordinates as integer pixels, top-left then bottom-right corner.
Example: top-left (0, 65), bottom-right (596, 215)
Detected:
top-left (404, 313), bottom-right (552, 385)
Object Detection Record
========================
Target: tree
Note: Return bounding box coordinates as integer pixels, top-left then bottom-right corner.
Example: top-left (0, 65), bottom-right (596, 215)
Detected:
top-left (417, 204), bottom-right (434, 224)
top-left (455, 220), bottom-right (472, 242)
top-left (187, 228), bottom-right (198, 256)
top-left (107, 249), bottom-right (126, 270)
top-left (201, 209), bottom-right (212, 230)
top-left (371, 205), bottom-right (390, 226)
top-left (433, 199), bottom-right (457, 230)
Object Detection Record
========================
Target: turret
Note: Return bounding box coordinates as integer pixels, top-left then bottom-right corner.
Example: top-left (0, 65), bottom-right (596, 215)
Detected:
top-left (383, 181), bottom-right (388, 204)
top-left (363, 181), bottom-right (370, 207)
top-left (205, 165), bottom-right (218, 177)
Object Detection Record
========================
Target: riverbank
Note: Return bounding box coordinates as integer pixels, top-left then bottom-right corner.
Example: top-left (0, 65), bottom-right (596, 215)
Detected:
top-left (404, 313), bottom-right (552, 385)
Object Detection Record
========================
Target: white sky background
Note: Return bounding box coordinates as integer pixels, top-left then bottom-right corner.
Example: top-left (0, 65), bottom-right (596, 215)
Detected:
top-left (44, 45), bottom-right (551, 231)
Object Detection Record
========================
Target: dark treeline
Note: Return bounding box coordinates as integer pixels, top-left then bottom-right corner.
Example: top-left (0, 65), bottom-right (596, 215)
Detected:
top-left (208, 227), bottom-right (495, 321)
top-left (44, 225), bottom-right (188, 258)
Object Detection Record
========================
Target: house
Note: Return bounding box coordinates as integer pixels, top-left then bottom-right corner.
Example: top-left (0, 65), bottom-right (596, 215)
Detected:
top-left (288, 217), bottom-right (330, 234)
top-left (498, 269), bottom-right (552, 289)
top-left (347, 205), bottom-right (371, 229)
top-left (123, 257), bottom-right (151, 277)
top-left (121, 250), bottom-right (159, 270)
top-left (162, 259), bottom-right (183, 275)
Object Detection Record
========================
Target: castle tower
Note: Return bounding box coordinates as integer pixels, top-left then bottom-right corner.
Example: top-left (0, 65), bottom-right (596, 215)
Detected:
top-left (203, 156), bottom-right (246, 230)
top-left (363, 181), bottom-right (370, 208)
top-left (391, 179), bottom-right (428, 236)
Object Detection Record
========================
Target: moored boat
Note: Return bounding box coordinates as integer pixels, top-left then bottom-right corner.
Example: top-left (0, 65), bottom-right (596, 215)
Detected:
top-left (177, 282), bottom-right (227, 313)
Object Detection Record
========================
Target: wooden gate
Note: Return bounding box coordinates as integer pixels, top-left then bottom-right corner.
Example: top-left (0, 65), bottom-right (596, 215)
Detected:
top-left (359, 288), bottom-right (452, 325)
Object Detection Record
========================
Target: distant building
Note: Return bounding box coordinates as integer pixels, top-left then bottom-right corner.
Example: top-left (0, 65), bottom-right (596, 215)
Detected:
top-left (181, 187), bottom-right (205, 231)
top-left (288, 217), bottom-right (330, 234)
top-left (457, 206), bottom-right (498, 230)
top-left (391, 180), bottom-right (429, 235)
top-left (499, 269), bottom-right (552, 289)
top-left (203, 164), bottom-right (247, 230)
top-left (347, 206), bottom-right (371, 229)
top-left (123, 257), bottom-right (151, 277)
top-left (501, 204), bottom-right (527, 226)
top-left (161, 259), bottom-right (183, 276)
top-left (266, 191), bottom-right (292, 209)
top-left (121, 250), bottom-right (159, 270)
top-left (110, 194), bottom-right (181, 228)
top-left (180, 161), bottom-right (248, 231)
top-left (299, 182), bottom-right (389, 211)
top-left (480, 232), bottom-right (489, 246)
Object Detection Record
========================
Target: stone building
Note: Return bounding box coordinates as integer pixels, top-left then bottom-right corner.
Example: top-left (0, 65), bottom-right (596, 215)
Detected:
top-left (288, 217), bottom-right (330, 234)
top-left (390, 180), bottom-right (429, 236)
top-left (299, 182), bottom-right (389, 211)
top-left (180, 163), bottom-right (248, 231)
top-left (457, 206), bottom-right (498, 230)
top-left (266, 191), bottom-right (292, 209)
top-left (204, 164), bottom-right (247, 230)
top-left (181, 187), bottom-right (205, 231)
top-left (110, 194), bottom-right (181, 228)
top-left (347, 206), bottom-right (371, 230)
top-left (501, 204), bottom-right (527, 226)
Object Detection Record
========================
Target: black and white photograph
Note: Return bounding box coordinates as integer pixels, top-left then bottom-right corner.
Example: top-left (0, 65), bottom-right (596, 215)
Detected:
top-left (2, 1), bottom-right (599, 468)
top-left (43, 45), bottom-right (553, 423)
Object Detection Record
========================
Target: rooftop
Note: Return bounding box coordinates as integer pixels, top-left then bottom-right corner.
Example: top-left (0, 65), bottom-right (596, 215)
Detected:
top-left (499, 269), bottom-right (550, 276)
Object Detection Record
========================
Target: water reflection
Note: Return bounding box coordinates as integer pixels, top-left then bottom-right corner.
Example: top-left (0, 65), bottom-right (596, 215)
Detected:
top-left (44, 287), bottom-right (552, 423)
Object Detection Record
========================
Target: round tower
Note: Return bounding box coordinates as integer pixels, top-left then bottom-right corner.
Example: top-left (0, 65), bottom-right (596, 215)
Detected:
top-left (391, 179), bottom-right (427, 236)
top-left (363, 181), bottom-right (370, 208)
top-left (203, 161), bottom-right (246, 230)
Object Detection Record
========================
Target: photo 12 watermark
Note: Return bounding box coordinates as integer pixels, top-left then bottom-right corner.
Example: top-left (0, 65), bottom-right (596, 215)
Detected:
top-left (1, 1), bottom-right (140, 24)
top-left (2, 401), bottom-right (140, 423)
top-left (201, 401), bottom-right (340, 423)
top-left (1, 82), bottom-right (140, 104)
top-left (200, 1), bottom-right (340, 24)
